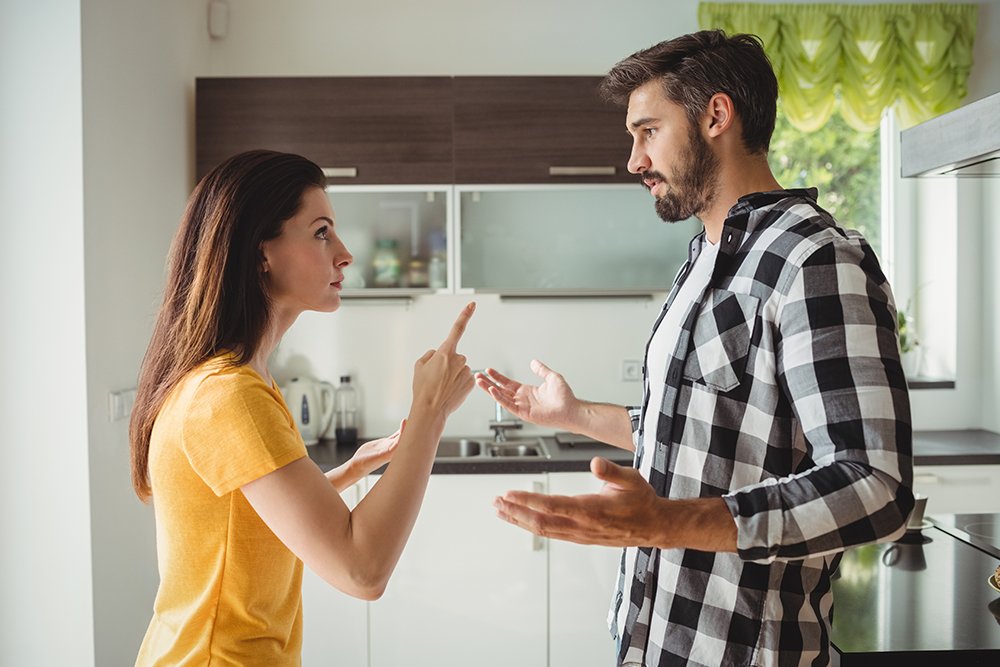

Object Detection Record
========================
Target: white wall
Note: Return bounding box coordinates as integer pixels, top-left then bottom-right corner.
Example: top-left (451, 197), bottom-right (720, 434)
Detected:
top-left (81, 1), bottom-right (208, 664)
top-left (0, 1), bottom-right (94, 664)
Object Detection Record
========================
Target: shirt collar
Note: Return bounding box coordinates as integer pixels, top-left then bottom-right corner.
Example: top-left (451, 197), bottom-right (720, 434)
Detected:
top-left (719, 187), bottom-right (818, 255)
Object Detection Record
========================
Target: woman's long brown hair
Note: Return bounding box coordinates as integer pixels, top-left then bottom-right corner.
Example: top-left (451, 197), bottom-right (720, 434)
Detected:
top-left (130, 150), bottom-right (325, 500)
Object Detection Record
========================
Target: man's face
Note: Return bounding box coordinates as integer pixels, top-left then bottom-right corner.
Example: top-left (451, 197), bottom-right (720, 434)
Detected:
top-left (625, 81), bottom-right (719, 222)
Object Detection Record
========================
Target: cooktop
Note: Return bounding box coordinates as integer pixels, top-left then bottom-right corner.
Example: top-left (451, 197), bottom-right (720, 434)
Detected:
top-left (931, 513), bottom-right (1000, 559)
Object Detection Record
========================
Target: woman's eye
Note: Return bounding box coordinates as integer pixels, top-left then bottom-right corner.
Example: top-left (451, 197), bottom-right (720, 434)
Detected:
top-left (315, 226), bottom-right (330, 240)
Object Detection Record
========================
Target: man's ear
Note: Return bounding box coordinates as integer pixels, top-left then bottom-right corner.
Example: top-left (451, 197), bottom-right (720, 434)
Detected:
top-left (704, 92), bottom-right (735, 138)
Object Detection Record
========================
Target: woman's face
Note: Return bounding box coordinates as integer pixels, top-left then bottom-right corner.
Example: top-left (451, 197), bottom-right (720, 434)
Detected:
top-left (260, 186), bottom-right (353, 316)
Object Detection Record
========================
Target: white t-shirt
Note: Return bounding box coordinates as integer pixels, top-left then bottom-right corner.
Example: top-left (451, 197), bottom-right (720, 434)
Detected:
top-left (639, 238), bottom-right (719, 479)
top-left (615, 238), bottom-right (719, 658)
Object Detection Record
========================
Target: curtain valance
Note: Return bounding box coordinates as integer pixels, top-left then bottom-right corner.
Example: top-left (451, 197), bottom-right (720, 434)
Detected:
top-left (697, 3), bottom-right (978, 131)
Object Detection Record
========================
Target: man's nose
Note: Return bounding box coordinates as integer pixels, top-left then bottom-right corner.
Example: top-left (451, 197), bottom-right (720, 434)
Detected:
top-left (627, 142), bottom-right (649, 175)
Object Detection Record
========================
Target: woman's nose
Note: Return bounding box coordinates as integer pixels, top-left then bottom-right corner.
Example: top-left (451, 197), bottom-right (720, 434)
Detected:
top-left (334, 237), bottom-right (353, 268)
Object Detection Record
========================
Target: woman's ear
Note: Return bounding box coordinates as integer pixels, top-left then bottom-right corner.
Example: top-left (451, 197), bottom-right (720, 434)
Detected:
top-left (259, 245), bottom-right (270, 274)
top-left (704, 92), bottom-right (735, 138)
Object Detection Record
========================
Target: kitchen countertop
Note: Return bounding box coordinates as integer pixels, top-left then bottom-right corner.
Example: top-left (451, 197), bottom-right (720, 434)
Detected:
top-left (306, 432), bottom-right (633, 475)
top-left (830, 515), bottom-right (1000, 666)
top-left (307, 429), bottom-right (1000, 474)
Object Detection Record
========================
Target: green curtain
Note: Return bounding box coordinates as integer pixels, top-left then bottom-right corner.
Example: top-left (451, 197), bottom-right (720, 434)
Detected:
top-left (697, 3), bottom-right (977, 131)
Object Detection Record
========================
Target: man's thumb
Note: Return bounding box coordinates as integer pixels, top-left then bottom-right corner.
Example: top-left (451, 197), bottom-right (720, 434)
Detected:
top-left (591, 456), bottom-right (628, 485)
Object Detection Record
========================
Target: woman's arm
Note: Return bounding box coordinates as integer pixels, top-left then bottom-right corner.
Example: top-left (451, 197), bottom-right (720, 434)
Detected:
top-left (241, 303), bottom-right (476, 600)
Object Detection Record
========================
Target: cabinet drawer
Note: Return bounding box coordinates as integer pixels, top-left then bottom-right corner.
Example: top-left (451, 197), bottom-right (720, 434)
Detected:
top-left (913, 464), bottom-right (1000, 515)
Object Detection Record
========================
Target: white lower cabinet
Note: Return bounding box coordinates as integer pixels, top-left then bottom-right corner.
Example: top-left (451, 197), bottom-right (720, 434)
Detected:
top-left (301, 479), bottom-right (369, 666)
top-left (369, 473), bottom-right (549, 667)
top-left (912, 464), bottom-right (1000, 514)
top-left (547, 472), bottom-right (623, 667)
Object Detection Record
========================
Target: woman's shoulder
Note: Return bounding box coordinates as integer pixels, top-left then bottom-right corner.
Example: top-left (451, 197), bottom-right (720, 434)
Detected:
top-left (176, 354), bottom-right (276, 410)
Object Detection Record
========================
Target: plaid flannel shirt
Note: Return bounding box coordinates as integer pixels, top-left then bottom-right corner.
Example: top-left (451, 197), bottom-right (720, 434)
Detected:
top-left (610, 188), bottom-right (914, 667)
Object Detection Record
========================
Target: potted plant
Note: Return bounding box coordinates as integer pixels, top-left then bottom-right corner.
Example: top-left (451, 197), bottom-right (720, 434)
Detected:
top-left (897, 306), bottom-right (921, 377)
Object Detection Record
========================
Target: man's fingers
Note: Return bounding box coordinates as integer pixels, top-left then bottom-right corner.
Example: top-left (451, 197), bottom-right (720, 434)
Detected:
top-left (439, 301), bottom-right (476, 353)
top-left (498, 490), bottom-right (590, 517)
top-left (483, 367), bottom-right (517, 388)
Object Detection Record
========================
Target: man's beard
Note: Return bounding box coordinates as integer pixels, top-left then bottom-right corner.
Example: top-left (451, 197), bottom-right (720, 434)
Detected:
top-left (645, 126), bottom-right (719, 223)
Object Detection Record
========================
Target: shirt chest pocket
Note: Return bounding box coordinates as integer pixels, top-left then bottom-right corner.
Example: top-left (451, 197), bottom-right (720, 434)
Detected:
top-left (682, 290), bottom-right (760, 392)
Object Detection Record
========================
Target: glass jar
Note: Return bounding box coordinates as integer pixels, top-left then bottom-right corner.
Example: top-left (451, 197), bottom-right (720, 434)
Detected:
top-left (407, 258), bottom-right (429, 288)
top-left (372, 239), bottom-right (401, 288)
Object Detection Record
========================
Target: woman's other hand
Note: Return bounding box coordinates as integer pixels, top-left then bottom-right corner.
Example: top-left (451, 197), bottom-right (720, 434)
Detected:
top-left (350, 419), bottom-right (404, 474)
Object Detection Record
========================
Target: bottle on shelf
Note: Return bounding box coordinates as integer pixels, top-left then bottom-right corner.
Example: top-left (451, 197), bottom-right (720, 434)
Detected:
top-left (334, 375), bottom-right (359, 449)
top-left (428, 230), bottom-right (447, 289)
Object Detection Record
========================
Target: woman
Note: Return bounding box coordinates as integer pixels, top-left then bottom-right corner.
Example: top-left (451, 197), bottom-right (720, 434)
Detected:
top-left (129, 149), bottom-right (475, 665)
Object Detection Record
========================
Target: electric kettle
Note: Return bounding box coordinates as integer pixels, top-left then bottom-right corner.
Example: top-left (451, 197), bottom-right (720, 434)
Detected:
top-left (280, 377), bottom-right (335, 445)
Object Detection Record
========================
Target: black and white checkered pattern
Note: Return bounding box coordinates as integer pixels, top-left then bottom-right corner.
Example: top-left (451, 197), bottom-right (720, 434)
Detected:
top-left (611, 189), bottom-right (914, 667)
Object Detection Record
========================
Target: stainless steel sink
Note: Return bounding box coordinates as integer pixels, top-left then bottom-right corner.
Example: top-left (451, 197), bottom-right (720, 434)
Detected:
top-left (435, 437), bottom-right (550, 460)
top-left (435, 438), bottom-right (484, 458)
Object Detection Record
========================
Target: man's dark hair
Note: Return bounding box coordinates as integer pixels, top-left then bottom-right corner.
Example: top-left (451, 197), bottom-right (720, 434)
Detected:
top-left (601, 30), bottom-right (778, 155)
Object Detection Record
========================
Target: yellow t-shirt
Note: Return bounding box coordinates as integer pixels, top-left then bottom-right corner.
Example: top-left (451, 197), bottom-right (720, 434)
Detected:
top-left (136, 355), bottom-right (308, 666)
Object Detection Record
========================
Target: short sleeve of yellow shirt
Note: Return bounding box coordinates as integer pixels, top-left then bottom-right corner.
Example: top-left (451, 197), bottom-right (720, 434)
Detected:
top-left (136, 356), bottom-right (308, 667)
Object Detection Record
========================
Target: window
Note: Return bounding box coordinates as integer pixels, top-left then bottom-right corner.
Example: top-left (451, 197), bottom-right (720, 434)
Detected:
top-left (767, 100), bottom-right (883, 256)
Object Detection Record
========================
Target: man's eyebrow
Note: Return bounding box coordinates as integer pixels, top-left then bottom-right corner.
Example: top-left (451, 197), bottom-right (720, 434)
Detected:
top-left (628, 117), bottom-right (657, 130)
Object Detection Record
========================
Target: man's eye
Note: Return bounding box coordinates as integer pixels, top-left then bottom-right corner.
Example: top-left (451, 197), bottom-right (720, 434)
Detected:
top-left (645, 127), bottom-right (657, 137)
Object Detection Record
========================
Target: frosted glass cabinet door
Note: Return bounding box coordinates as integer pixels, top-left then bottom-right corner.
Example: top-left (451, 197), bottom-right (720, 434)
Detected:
top-left (458, 185), bottom-right (700, 294)
top-left (369, 474), bottom-right (548, 667)
top-left (301, 480), bottom-right (368, 666)
top-left (548, 472), bottom-right (623, 667)
top-left (326, 186), bottom-right (450, 294)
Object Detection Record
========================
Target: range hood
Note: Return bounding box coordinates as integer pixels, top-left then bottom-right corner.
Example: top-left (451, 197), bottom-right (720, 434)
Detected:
top-left (900, 90), bottom-right (1000, 177)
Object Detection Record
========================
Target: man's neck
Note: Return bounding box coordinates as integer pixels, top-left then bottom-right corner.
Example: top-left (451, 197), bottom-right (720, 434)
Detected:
top-left (699, 154), bottom-right (782, 244)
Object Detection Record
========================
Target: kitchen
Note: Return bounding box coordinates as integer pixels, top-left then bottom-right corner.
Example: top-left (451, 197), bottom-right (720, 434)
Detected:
top-left (2, 1), bottom-right (1000, 666)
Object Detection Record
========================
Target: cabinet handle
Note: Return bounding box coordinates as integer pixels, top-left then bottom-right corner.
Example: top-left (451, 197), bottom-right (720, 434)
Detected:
top-left (532, 481), bottom-right (545, 551)
top-left (913, 473), bottom-right (940, 485)
top-left (548, 166), bottom-right (616, 177)
top-left (322, 167), bottom-right (358, 178)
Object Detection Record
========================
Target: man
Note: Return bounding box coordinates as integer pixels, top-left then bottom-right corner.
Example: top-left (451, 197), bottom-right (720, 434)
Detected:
top-left (476, 30), bottom-right (913, 667)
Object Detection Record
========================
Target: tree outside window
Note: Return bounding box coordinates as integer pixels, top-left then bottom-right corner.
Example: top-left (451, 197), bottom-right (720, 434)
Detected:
top-left (768, 100), bottom-right (882, 256)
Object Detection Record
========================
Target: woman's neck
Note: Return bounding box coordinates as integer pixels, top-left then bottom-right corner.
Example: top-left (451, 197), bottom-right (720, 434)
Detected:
top-left (248, 308), bottom-right (296, 384)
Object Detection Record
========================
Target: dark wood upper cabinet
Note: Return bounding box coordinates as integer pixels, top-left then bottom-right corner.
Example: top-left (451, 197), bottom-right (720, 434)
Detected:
top-left (196, 77), bottom-right (454, 184)
top-left (453, 77), bottom-right (634, 184)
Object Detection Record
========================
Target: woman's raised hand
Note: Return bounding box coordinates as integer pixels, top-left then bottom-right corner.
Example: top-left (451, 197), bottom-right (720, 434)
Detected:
top-left (475, 360), bottom-right (579, 431)
top-left (411, 302), bottom-right (476, 417)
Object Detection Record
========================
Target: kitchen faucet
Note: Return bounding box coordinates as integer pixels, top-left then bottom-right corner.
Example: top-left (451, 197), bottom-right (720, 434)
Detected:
top-left (489, 397), bottom-right (522, 442)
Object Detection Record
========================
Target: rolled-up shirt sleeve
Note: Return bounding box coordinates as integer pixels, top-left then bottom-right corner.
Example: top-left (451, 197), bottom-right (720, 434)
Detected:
top-left (721, 236), bottom-right (915, 563)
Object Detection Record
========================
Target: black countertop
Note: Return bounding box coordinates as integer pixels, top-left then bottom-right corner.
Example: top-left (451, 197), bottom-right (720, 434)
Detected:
top-left (306, 432), bottom-right (634, 475)
top-left (307, 429), bottom-right (1000, 475)
top-left (831, 515), bottom-right (1000, 666)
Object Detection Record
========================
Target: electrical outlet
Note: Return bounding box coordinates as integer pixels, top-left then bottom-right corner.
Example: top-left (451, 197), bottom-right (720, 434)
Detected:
top-left (621, 360), bottom-right (642, 381)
